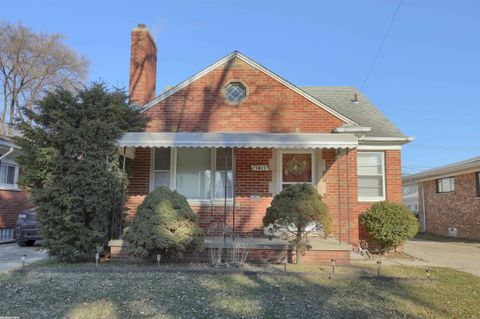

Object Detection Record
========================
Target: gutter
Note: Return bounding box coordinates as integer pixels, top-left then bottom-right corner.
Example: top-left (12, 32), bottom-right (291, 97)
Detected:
top-left (333, 126), bottom-right (372, 134)
top-left (0, 147), bottom-right (14, 161)
top-left (359, 136), bottom-right (414, 145)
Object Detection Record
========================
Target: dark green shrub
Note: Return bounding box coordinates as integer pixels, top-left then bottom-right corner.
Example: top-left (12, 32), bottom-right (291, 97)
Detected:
top-left (15, 84), bottom-right (146, 261)
top-left (263, 183), bottom-right (331, 264)
top-left (361, 201), bottom-right (419, 253)
top-left (124, 187), bottom-right (204, 258)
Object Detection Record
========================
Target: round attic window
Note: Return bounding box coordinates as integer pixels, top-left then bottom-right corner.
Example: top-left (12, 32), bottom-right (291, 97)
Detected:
top-left (225, 82), bottom-right (247, 104)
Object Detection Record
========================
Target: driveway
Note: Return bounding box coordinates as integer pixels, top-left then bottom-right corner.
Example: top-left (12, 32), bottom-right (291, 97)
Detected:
top-left (354, 238), bottom-right (480, 276)
top-left (403, 238), bottom-right (480, 276)
top-left (0, 242), bottom-right (50, 272)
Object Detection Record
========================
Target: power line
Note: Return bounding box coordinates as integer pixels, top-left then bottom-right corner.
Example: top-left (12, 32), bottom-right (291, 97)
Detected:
top-left (360, 0), bottom-right (404, 90)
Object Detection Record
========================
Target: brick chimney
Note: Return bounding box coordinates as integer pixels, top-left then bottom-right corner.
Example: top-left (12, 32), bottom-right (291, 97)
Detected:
top-left (129, 24), bottom-right (157, 106)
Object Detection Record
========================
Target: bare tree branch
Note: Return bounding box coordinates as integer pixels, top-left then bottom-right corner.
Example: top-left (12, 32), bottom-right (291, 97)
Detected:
top-left (0, 20), bottom-right (89, 136)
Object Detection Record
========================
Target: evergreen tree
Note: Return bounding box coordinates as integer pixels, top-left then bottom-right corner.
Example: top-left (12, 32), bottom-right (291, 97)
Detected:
top-left (14, 83), bottom-right (146, 261)
top-left (263, 183), bottom-right (331, 264)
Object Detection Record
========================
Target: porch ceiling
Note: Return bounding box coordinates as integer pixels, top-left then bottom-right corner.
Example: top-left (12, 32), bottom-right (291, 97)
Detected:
top-left (117, 132), bottom-right (358, 149)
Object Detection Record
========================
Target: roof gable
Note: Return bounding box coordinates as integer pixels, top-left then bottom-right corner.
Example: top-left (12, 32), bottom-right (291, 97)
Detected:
top-left (141, 51), bottom-right (357, 125)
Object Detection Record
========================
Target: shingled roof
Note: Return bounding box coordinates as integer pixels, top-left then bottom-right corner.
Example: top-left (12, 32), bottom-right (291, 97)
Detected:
top-left (300, 86), bottom-right (405, 138)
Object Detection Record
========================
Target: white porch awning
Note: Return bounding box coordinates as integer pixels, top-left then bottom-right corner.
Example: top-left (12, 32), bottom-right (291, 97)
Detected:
top-left (117, 132), bottom-right (358, 149)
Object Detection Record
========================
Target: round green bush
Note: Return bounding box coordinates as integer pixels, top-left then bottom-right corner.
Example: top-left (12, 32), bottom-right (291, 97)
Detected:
top-left (263, 183), bottom-right (332, 263)
top-left (361, 201), bottom-right (419, 253)
top-left (123, 187), bottom-right (204, 258)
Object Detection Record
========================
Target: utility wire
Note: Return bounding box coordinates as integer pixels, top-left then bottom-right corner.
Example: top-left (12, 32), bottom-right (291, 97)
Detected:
top-left (360, 0), bottom-right (404, 90)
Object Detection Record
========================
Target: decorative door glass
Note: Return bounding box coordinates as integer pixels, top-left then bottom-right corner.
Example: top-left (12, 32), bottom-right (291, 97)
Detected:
top-left (281, 153), bottom-right (312, 189)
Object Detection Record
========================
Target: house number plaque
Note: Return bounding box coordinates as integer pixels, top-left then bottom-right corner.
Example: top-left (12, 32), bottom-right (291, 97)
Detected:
top-left (251, 165), bottom-right (270, 171)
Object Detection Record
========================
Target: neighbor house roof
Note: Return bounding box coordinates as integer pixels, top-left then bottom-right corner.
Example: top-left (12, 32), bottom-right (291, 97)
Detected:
top-left (403, 156), bottom-right (480, 182)
top-left (300, 86), bottom-right (405, 138)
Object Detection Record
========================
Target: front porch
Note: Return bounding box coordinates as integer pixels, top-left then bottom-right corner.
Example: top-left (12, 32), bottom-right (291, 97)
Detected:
top-left (111, 131), bottom-right (366, 263)
top-left (109, 236), bottom-right (351, 265)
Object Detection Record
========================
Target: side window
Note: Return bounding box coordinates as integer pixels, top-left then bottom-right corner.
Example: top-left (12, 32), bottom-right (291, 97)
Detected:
top-left (476, 172), bottom-right (480, 197)
top-left (153, 148), bottom-right (171, 189)
top-left (0, 162), bottom-right (18, 188)
top-left (357, 152), bottom-right (385, 201)
top-left (436, 177), bottom-right (455, 193)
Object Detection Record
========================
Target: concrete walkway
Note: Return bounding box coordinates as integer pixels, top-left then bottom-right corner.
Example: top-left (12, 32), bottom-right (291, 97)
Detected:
top-left (403, 238), bottom-right (480, 276)
top-left (0, 242), bottom-right (49, 272)
top-left (354, 238), bottom-right (480, 277)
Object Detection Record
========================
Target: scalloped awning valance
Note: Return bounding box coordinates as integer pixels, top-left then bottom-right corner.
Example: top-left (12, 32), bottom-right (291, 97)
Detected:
top-left (117, 132), bottom-right (358, 149)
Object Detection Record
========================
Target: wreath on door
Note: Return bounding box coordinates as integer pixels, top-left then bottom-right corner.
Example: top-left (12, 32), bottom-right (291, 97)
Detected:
top-left (284, 156), bottom-right (307, 176)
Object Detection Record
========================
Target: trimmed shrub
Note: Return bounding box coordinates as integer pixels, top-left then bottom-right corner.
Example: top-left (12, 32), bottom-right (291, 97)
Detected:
top-left (123, 187), bottom-right (204, 258)
top-left (361, 201), bottom-right (419, 253)
top-left (263, 183), bottom-right (331, 264)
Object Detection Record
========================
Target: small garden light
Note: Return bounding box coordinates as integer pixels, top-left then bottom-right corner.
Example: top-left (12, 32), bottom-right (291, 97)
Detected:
top-left (95, 252), bottom-right (100, 268)
top-left (426, 267), bottom-right (431, 280)
top-left (21, 254), bottom-right (26, 268)
top-left (156, 254), bottom-right (161, 268)
top-left (377, 260), bottom-right (382, 277)
top-left (331, 259), bottom-right (336, 274)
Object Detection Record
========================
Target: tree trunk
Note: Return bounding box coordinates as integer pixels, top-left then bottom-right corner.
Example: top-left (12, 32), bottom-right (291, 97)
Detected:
top-left (296, 246), bottom-right (302, 264)
top-left (295, 230), bottom-right (302, 264)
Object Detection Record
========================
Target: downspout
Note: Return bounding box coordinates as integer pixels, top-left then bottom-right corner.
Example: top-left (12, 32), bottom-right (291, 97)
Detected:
top-left (421, 184), bottom-right (427, 232)
top-left (346, 148), bottom-right (351, 244)
top-left (232, 147), bottom-right (236, 243)
top-left (337, 149), bottom-right (342, 244)
top-left (118, 146), bottom-right (127, 239)
top-left (224, 147), bottom-right (228, 244)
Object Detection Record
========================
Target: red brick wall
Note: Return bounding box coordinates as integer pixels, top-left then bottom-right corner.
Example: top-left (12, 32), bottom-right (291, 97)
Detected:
top-left (129, 25), bottom-right (157, 106)
top-left (0, 189), bottom-right (30, 229)
top-left (124, 147), bottom-right (151, 218)
top-left (124, 147), bottom-right (404, 245)
top-left (124, 148), bottom-right (274, 237)
top-left (421, 172), bottom-right (480, 240)
top-left (320, 149), bottom-right (403, 246)
top-left (143, 57), bottom-right (344, 133)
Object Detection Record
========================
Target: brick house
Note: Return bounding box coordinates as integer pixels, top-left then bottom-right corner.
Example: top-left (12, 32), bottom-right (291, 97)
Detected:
top-left (115, 24), bottom-right (412, 250)
top-left (0, 135), bottom-right (29, 241)
top-left (404, 157), bottom-right (480, 240)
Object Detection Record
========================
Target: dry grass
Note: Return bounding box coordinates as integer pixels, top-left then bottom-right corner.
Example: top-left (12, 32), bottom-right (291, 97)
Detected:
top-left (0, 262), bottom-right (479, 318)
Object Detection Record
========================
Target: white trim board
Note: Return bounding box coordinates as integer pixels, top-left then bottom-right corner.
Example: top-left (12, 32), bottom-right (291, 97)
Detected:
top-left (358, 145), bottom-right (402, 150)
top-left (140, 51), bottom-right (357, 125)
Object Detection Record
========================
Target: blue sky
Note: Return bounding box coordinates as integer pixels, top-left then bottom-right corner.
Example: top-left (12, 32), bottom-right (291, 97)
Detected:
top-left (4, 0), bottom-right (480, 174)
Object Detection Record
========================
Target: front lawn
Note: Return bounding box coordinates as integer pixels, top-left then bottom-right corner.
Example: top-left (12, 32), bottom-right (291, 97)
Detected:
top-left (0, 263), bottom-right (478, 318)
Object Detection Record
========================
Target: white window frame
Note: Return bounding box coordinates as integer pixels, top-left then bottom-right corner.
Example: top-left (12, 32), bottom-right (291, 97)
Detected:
top-left (277, 149), bottom-right (316, 192)
top-left (0, 158), bottom-right (19, 191)
top-left (150, 147), bottom-right (175, 191)
top-left (436, 176), bottom-right (455, 193)
top-left (150, 147), bottom-right (234, 205)
top-left (357, 151), bottom-right (386, 202)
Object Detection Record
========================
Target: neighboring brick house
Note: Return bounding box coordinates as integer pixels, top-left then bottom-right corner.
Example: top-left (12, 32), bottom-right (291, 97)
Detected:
top-left (0, 135), bottom-right (29, 241)
top-left (404, 157), bottom-right (480, 240)
top-left (116, 24), bottom-right (412, 247)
